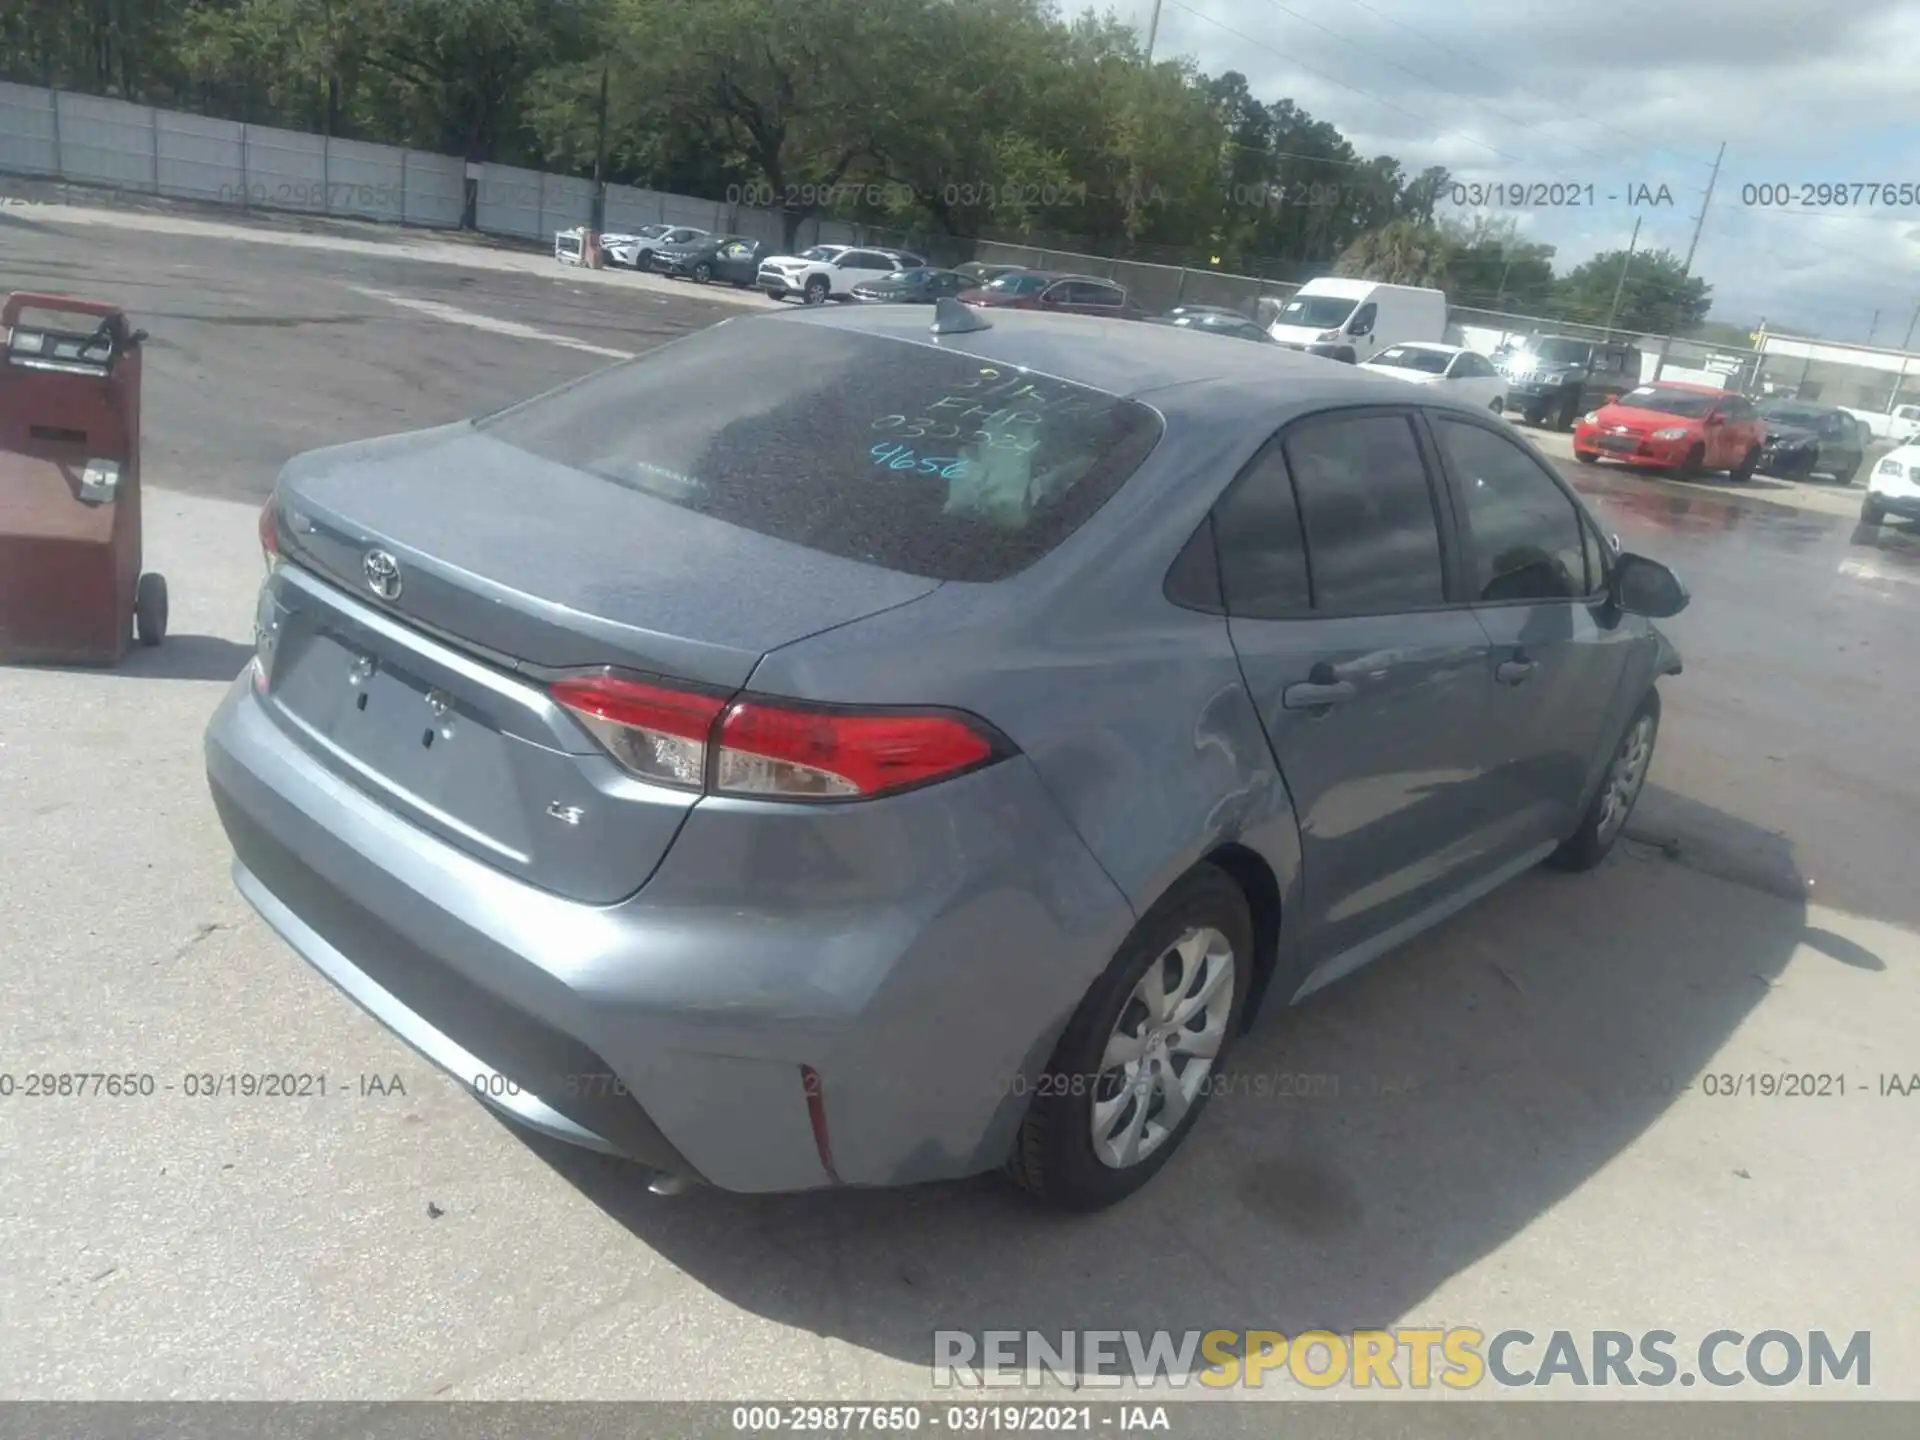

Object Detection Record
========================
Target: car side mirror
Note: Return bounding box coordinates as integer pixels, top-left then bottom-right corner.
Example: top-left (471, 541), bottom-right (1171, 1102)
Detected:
top-left (1614, 553), bottom-right (1689, 618)
top-left (1705, 414), bottom-right (1725, 427)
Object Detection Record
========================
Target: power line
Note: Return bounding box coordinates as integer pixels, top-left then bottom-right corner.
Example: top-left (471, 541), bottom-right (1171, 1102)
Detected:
top-left (1331, 0), bottom-right (1720, 174)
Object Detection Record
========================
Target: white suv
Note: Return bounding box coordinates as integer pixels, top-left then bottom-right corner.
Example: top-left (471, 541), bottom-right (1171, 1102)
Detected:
top-left (758, 245), bottom-right (919, 304)
top-left (1862, 443), bottom-right (1920, 528)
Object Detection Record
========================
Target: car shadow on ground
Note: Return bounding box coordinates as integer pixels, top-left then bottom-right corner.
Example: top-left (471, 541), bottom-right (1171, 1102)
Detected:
top-left (512, 789), bottom-right (1858, 1380)
top-left (21, 634), bottom-right (255, 683)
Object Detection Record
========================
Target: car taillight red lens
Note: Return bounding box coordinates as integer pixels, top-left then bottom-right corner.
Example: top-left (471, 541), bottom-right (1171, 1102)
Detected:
top-left (716, 702), bottom-right (996, 799)
top-left (551, 674), bottom-right (1004, 800)
top-left (551, 675), bottom-right (728, 791)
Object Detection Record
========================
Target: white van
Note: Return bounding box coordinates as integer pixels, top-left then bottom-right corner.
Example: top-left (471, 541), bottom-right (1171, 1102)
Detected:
top-left (1263, 278), bottom-right (1448, 363)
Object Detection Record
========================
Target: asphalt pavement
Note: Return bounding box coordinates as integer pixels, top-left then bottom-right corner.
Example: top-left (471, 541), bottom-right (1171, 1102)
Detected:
top-left (2, 203), bottom-right (1918, 1403)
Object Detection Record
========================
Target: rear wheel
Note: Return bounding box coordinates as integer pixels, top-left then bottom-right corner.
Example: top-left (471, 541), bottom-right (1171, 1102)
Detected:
top-left (803, 275), bottom-right (830, 305)
top-left (1730, 445), bottom-right (1761, 482)
top-left (1833, 457), bottom-right (1860, 486)
top-left (1548, 689), bottom-right (1660, 873)
top-left (1006, 864), bottom-right (1251, 1212)
top-left (134, 572), bottom-right (168, 647)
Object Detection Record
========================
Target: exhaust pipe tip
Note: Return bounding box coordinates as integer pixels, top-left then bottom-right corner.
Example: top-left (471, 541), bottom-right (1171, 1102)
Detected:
top-left (647, 1170), bottom-right (692, 1197)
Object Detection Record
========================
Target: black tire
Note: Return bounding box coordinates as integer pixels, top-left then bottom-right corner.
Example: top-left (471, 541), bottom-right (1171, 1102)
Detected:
top-left (1555, 392), bottom-right (1580, 431)
top-left (1522, 404), bottom-right (1546, 427)
top-left (1006, 864), bottom-right (1253, 1212)
top-left (692, 261), bottom-right (712, 284)
top-left (1575, 449), bottom-right (1599, 465)
top-left (1677, 443), bottom-right (1705, 480)
top-left (1833, 457), bottom-right (1860, 486)
top-left (1548, 689), bottom-right (1660, 873)
top-left (1730, 444), bottom-right (1760, 482)
top-left (803, 275), bottom-right (830, 305)
top-left (636, 250), bottom-right (656, 272)
top-left (134, 572), bottom-right (168, 647)
top-left (1861, 494), bottom-right (1885, 527)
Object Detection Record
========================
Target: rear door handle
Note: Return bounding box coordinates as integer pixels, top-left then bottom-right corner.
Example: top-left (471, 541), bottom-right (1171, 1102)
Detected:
top-left (1496, 658), bottom-right (1536, 685)
top-left (1283, 680), bottom-right (1357, 710)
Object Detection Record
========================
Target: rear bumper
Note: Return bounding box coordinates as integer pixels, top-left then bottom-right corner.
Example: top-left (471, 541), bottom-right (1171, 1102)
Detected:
top-left (1572, 431), bottom-right (1696, 468)
top-left (205, 677), bottom-right (1132, 1193)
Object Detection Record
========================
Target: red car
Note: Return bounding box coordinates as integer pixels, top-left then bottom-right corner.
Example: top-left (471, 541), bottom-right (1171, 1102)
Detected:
top-left (958, 270), bottom-right (1145, 319)
top-left (1573, 382), bottom-right (1766, 480)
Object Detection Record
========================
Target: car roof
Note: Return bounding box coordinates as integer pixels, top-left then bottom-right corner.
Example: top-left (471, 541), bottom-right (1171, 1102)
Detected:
top-left (1379, 341), bottom-right (1464, 353)
top-left (757, 303), bottom-right (1432, 410)
top-left (1637, 380), bottom-right (1732, 395)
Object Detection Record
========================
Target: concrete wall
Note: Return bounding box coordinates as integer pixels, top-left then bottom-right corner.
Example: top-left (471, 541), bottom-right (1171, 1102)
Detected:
top-left (5, 81), bottom-right (1915, 410)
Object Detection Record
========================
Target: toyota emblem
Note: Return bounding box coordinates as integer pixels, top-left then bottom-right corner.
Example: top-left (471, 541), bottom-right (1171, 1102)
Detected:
top-left (363, 549), bottom-right (402, 600)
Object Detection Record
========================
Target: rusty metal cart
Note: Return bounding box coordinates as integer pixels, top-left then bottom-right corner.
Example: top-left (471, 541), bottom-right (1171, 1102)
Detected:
top-left (0, 291), bottom-right (162, 665)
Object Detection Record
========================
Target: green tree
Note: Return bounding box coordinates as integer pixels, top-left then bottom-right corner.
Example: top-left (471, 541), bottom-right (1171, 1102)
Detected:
top-left (1551, 246), bottom-right (1711, 334)
top-left (1333, 219), bottom-right (1454, 288)
top-left (1437, 213), bottom-right (1556, 311)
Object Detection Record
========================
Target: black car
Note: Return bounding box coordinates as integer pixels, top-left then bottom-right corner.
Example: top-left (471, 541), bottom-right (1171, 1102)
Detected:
top-left (653, 235), bottom-right (767, 287)
top-left (1755, 400), bottom-right (1867, 483)
top-left (849, 267), bottom-right (979, 303)
top-left (1148, 311), bottom-right (1274, 343)
top-left (1498, 335), bottom-right (1643, 430)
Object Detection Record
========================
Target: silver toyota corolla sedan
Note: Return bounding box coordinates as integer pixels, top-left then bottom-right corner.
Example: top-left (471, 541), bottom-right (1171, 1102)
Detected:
top-left (205, 299), bottom-right (1688, 1212)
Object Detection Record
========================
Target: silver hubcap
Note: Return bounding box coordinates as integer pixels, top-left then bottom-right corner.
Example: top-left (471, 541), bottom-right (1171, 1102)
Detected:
top-left (1597, 714), bottom-right (1655, 844)
top-left (1091, 927), bottom-right (1235, 1170)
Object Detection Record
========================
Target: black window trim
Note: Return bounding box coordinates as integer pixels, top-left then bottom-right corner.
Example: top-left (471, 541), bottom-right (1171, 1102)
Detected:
top-left (1193, 403), bottom-right (1474, 623)
top-left (1418, 406), bottom-right (1612, 607)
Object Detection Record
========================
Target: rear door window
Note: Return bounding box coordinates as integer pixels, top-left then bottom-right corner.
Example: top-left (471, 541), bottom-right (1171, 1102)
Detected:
top-left (1213, 443), bottom-right (1311, 618)
top-left (477, 322), bottom-right (1163, 583)
top-left (1283, 413), bottom-right (1446, 613)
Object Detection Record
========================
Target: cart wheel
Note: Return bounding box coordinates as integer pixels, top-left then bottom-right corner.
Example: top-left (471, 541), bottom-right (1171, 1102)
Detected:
top-left (135, 573), bottom-right (168, 647)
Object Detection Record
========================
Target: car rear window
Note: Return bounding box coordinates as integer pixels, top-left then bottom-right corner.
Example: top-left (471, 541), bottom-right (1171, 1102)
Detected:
top-left (476, 320), bottom-right (1164, 583)
top-left (1371, 346), bottom-right (1450, 374)
top-left (1619, 386), bottom-right (1719, 418)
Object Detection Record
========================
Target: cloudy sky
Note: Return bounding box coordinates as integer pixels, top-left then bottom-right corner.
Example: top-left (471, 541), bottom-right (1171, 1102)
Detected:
top-left (1119, 0), bottom-right (1920, 343)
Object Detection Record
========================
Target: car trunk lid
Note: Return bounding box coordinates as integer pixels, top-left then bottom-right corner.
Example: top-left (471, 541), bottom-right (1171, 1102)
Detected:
top-left (260, 424), bottom-right (938, 901)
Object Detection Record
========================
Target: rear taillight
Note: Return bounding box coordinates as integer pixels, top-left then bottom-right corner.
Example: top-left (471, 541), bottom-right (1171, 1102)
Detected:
top-left (551, 674), bottom-right (727, 791)
top-left (551, 672), bottom-right (1007, 801)
top-left (717, 701), bottom-right (996, 799)
top-left (259, 498), bottom-right (281, 574)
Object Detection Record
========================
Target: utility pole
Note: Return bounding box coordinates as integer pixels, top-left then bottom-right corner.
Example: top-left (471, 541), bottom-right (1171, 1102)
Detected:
top-left (1652, 140), bottom-right (1725, 382)
top-left (1145, 0), bottom-right (1163, 62)
top-left (1902, 299), bottom-right (1920, 353)
top-left (1866, 308), bottom-right (1881, 346)
top-left (589, 63), bottom-right (610, 236)
top-left (1604, 216), bottom-right (1641, 339)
